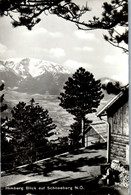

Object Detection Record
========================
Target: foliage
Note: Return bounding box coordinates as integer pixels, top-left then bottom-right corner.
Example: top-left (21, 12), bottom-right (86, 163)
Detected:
top-left (69, 120), bottom-right (82, 147)
top-left (0, 83), bottom-right (8, 149)
top-left (7, 98), bottom-right (56, 149)
top-left (1, 99), bottom-right (57, 169)
top-left (59, 67), bottom-right (103, 118)
top-left (102, 81), bottom-right (122, 95)
top-left (0, 83), bottom-right (7, 113)
top-left (76, 0), bottom-right (128, 53)
top-left (0, 0), bottom-right (89, 30)
top-left (58, 67), bottom-right (103, 145)
top-left (0, 0), bottom-right (128, 52)
top-left (0, 83), bottom-right (15, 171)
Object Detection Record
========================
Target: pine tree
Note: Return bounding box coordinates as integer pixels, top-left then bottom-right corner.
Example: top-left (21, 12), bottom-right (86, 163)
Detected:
top-left (0, 0), bottom-right (128, 53)
top-left (8, 99), bottom-right (56, 148)
top-left (0, 83), bottom-right (14, 170)
top-left (6, 99), bottom-right (56, 164)
top-left (69, 120), bottom-right (82, 147)
top-left (0, 83), bottom-right (7, 113)
top-left (102, 81), bottom-right (122, 95)
top-left (0, 0), bottom-right (88, 30)
top-left (76, 0), bottom-right (128, 53)
top-left (58, 67), bottom-right (104, 146)
top-left (0, 83), bottom-right (8, 144)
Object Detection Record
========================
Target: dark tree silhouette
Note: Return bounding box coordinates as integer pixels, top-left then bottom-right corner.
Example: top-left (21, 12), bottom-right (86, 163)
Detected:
top-left (1, 98), bottom-right (57, 170)
top-left (0, 0), bottom-right (128, 52)
top-left (7, 99), bottom-right (56, 149)
top-left (0, 0), bottom-right (89, 30)
top-left (81, 0), bottom-right (128, 54)
top-left (0, 83), bottom-right (14, 171)
top-left (69, 120), bottom-right (82, 147)
top-left (58, 67), bottom-right (104, 146)
top-left (0, 83), bottom-right (8, 142)
top-left (102, 81), bottom-right (122, 95)
top-left (0, 83), bottom-right (7, 112)
top-left (2, 99), bottom-right (57, 167)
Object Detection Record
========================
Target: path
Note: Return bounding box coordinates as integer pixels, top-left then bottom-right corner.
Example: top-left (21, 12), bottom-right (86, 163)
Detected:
top-left (1, 144), bottom-right (129, 194)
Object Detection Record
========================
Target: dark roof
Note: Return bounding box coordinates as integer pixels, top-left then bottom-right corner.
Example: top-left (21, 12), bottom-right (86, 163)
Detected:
top-left (97, 84), bottom-right (129, 117)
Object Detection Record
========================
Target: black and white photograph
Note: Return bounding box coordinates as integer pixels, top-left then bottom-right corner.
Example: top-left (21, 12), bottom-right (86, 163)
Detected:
top-left (0, 0), bottom-right (129, 194)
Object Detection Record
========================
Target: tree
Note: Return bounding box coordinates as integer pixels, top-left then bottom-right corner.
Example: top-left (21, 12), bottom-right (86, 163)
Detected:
top-left (0, 82), bottom-right (8, 144)
top-left (76, 0), bottom-right (128, 54)
top-left (69, 120), bottom-right (82, 147)
top-left (0, 0), bottom-right (89, 30)
top-left (0, 83), bottom-right (14, 170)
top-left (58, 67), bottom-right (104, 146)
top-left (102, 81), bottom-right (122, 95)
top-left (7, 99), bottom-right (56, 148)
top-left (5, 99), bottom-right (56, 166)
top-left (0, 0), bottom-right (128, 53)
top-left (0, 83), bottom-right (7, 113)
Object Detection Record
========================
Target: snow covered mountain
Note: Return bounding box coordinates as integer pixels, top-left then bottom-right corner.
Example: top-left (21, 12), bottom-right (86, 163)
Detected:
top-left (0, 57), bottom-right (122, 96)
top-left (0, 58), bottom-right (71, 94)
top-left (0, 58), bottom-right (70, 78)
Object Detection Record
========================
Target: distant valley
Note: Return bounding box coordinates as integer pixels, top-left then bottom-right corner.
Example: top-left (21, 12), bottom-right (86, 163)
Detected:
top-left (3, 91), bottom-right (74, 140)
top-left (1, 57), bottom-right (117, 140)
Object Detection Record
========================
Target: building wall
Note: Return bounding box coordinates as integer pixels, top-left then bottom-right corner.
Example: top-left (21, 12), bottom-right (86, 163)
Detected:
top-left (108, 101), bottom-right (129, 164)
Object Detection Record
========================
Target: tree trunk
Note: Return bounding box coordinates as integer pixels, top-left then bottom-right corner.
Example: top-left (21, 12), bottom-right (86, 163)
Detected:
top-left (81, 118), bottom-right (85, 147)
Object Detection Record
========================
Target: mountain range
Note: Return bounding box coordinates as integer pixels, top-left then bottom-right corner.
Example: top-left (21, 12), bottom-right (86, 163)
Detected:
top-left (1, 57), bottom-right (118, 139)
top-left (0, 57), bottom-right (121, 96)
top-left (0, 58), bottom-right (70, 95)
top-left (0, 57), bottom-right (120, 107)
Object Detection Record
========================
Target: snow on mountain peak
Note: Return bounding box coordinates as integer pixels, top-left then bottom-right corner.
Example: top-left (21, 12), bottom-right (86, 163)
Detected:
top-left (1, 58), bottom-right (70, 78)
top-left (28, 58), bottom-right (70, 77)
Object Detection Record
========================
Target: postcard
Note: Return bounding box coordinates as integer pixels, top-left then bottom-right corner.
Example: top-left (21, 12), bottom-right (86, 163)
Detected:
top-left (0, 0), bottom-right (129, 194)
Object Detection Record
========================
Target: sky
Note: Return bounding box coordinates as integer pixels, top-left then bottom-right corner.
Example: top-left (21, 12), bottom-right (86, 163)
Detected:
top-left (0, 0), bottom-right (129, 85)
